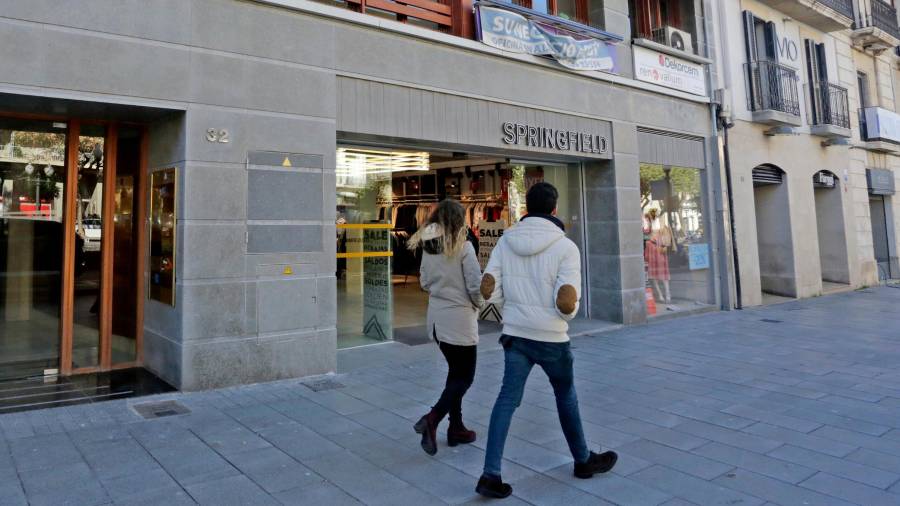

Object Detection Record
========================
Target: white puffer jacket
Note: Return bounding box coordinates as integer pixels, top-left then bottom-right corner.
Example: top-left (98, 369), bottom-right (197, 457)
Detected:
top-left (483, 216), bottom-right (581, 343)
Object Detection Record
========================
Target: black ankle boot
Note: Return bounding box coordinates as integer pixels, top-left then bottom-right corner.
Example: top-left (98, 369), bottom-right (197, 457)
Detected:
top-left (574, 450), bottom-right (618, 479)
top-left (476, 474), bottom-right (512, 499)
top-left (447, 420), bottom-right (476, 447)
top-left (414, 411), bottom-right (440, 456)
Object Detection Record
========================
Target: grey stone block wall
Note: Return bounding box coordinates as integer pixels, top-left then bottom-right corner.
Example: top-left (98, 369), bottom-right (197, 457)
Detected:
top-left (0, 0), bottom-right (714, 388)
top-left (584, 122), bottom-right (649, 324)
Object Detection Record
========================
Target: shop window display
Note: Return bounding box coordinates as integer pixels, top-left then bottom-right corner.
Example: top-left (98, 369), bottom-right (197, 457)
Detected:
top-left (640, 163), bottom-right (712, 315)
top-left (336, 146), bottom-right (585, 348)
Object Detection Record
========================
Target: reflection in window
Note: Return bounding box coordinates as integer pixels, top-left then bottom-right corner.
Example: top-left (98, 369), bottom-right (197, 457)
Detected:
top-left (640, 163), bottom-right (711, 315)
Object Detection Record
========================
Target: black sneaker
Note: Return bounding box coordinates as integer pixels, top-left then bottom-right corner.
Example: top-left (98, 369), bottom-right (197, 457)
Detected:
top-left (476, 474), bottom-right (512, 499)
top-left (574, 451), bottom-right (618, 479)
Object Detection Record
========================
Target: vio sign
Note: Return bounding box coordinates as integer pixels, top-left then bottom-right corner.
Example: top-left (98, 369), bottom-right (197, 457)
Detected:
top-left (777, 36), bottom-right (800, 65)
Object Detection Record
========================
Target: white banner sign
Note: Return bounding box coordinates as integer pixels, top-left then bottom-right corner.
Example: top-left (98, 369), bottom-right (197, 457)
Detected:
top-left (863, 107), bottom-right (900, 144)
top-left (476, 6), bottom-right (617, 73)
top-left (633, 46), bottom-right (706, 96)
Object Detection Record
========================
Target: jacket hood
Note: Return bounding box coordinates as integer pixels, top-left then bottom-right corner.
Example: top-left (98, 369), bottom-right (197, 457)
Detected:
top-left (418, 223), bottom-right (444, 255)
top-left (504, 216), bottom-right (566, 257)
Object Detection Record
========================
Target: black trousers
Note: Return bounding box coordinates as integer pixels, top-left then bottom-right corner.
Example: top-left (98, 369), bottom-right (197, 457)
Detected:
top-left (432, 340), bottom-right (477, 425)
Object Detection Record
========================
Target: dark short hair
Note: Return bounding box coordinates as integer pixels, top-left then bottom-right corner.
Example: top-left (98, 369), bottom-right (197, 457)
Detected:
top-left (526, 182), bottom-right (558, 215)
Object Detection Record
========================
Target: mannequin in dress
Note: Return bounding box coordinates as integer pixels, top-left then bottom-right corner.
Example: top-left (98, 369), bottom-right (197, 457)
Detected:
top-left (643, 209), bottom-right (672, 304)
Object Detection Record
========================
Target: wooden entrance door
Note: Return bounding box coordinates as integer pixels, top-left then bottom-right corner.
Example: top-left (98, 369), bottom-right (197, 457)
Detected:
top-left (0, 115), bottom-right (147, 378)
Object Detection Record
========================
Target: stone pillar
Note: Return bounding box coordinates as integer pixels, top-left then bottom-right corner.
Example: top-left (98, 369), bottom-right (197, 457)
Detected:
top-left (584, 123), bottom-right (647, 324)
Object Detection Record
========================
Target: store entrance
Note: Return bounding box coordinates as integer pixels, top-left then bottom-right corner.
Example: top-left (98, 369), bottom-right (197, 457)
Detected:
top-left (0, 117), bottom-right (146, 379)
top-left (335, 145), bottom-right (584, 349)
top-left (870, 195), bottom-right (894, 281)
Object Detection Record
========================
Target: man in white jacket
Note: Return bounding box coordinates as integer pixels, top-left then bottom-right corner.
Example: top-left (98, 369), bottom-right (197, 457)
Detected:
top-left (475, 182), bottom-right (617, 499)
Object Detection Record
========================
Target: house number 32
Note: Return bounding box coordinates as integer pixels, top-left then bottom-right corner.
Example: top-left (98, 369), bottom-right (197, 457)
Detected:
top-left (206, 128), bottom-right (230, 143)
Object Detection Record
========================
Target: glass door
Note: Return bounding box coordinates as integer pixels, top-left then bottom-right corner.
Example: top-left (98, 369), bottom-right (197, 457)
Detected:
top-left (0, 117), bottom-right (146, 379)
top-left (0, 118), bottom-right (68, 379)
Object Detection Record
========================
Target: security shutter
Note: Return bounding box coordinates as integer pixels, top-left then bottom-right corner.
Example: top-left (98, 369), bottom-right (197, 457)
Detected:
top-left (752, 166), bottom-right (783, 185)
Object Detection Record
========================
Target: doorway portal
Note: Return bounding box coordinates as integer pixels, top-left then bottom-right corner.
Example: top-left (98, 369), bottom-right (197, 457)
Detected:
top-left (0, 116), bottom-right (146, 379)
top-left (812, 170), bottom-right (850, 287)
top-left (752, 165), bottom-right (797, 298)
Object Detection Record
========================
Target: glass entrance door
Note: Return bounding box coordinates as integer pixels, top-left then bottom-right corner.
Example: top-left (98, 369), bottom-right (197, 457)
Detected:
top-left (0, 117), bottom-right (145, 379)
top-left (0, 118), bottom-right (68, 378)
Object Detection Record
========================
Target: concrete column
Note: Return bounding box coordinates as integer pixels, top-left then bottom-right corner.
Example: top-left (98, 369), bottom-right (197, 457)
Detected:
top-left (584, 123), bottom-right (647, 324)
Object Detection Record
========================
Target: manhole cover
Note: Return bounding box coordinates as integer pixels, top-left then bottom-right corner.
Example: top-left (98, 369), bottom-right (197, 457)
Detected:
top-left (303, 378), bottom-right (345, 392)
top-left (132, 400), bottom-right (190, 419)
top-left (760, 319), bottom-right (783, 324)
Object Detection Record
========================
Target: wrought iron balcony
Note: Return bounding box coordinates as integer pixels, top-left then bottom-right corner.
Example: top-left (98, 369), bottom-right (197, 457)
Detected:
top-left (756, 0), bottom-right (853, 32)
top-left (807, 81), bottom-right (851, 137)
top-left (852, 0), bottom-right (900, 50)
top-left (745, 60), bottom-right (802, 126)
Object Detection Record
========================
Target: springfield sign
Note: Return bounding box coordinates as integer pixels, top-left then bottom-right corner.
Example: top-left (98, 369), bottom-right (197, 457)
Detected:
top-left (633, 46), bottom-right (706, 96)
top-left (476, 5), bottom-right (617, 72)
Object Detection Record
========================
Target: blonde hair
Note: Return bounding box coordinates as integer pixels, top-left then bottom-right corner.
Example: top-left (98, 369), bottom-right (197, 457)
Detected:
top-left (407, 199), bottom-right (468, 257)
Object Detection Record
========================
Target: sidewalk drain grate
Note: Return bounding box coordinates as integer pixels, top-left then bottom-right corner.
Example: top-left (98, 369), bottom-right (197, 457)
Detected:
top-left (132, 400), bottom-right (190, 419)
top-left (303, 378), bottom-right (345, 392)
top-left (760, 319), bottom-right (783, 324)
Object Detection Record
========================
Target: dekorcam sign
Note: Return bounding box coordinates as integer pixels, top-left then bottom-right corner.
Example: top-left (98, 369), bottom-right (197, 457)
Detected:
top-left (633, 46), bottom-right (706, 96)
top-left (475, 5), bottom-right (617, 72)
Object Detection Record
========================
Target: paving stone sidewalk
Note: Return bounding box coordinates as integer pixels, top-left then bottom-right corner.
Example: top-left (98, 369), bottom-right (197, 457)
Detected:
top-left (3, 287), bottom-right (900, 505)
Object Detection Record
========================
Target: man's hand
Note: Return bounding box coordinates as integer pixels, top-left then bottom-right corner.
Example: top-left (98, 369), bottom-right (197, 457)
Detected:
top-left (481, 274), bottom-right (496, 300)
top-left (556, 284), bottom-right (577, 315)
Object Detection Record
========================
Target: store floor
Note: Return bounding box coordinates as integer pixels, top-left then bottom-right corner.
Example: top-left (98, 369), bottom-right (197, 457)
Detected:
top-left (337, 278), bottom-right (430, 349)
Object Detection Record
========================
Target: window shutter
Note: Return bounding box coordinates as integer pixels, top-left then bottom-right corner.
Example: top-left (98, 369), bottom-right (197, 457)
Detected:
top-left (742, 11), bottom-right (758, 63)
top-left (815, 43), bottom-right (828, 81)
top-left (806, 39), bottom-right (820, 125)
top-left (764, 21), bottom-right (778, 61)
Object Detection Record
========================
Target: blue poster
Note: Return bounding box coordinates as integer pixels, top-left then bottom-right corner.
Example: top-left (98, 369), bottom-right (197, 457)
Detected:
top-left (476, 6), bottom-right (617, 73)
top-left (688, 243), bottom-right (710, 271)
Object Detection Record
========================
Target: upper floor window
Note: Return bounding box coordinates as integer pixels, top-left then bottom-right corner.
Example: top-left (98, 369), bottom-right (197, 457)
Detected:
top-left (630, 0), bottom-right (699, 55)
top-left (509, 0), bottom-right (605, 29)
top-left (858, 71), bottom-right (871, 109)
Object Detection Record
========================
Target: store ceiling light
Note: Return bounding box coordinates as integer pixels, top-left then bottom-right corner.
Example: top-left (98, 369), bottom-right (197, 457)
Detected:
top-left (336, 147), bottom-right (429, 175)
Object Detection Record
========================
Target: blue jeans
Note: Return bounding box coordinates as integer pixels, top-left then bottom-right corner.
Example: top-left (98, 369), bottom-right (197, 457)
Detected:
top-left (483, 335), bottom-right (590, 476)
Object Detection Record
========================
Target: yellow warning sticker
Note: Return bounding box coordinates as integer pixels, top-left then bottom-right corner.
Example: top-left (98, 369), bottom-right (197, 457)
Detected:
top-left (282, 156), bottom-right (292, 167)
top-left (282, 265), bottom-right (293, 275)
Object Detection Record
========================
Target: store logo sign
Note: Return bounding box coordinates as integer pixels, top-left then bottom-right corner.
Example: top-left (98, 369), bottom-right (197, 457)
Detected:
top-left (502, 122), bottom-right (609, 155)
top-left (633, 45), bottom-right (706, 96)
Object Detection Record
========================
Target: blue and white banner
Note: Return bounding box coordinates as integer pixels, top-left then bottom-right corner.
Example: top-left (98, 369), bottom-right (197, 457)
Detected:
top-left (476, 6), bottom-right (617, 73)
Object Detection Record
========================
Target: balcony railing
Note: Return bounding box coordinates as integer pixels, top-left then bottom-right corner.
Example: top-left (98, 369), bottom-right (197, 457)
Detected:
top-left (819, 0), bottom-right (854, 18)
top-left (329, 0), bottom-right (459, 33)
top-left (744, 60), bottom-right (801, 117)
top-left (807, 81), bottom-right (851, 129)
top-left (855, 0), bottom-right (900, 40)
top-left (633, 24), bottom-right (699, 56)
top-left (859, 106), bottom-right (900, 145)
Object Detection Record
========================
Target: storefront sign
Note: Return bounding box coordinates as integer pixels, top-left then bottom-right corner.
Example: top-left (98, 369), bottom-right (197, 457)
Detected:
top-left (475, 6), bottom-right (617, 72)
top-left (862, 107), bottom-right (900, 144)
top-left (867, 168), bottom-right (896, 196)
top-left (502, 122), bottom-right (609, 154)
top-left (363, 229), bottom-right (392, 340)
top-left (633, 46), bottom-right (706, 96)
top-left (477, 221), bottom-right (506, 270)
top-left (688, 243), bottom-right (710, 270)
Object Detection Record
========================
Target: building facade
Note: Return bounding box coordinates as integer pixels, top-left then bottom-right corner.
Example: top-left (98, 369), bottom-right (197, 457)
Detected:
top-left (0, 0), bottom-right (726, 390)
top-left (713, 0), bottom-right (900, 307)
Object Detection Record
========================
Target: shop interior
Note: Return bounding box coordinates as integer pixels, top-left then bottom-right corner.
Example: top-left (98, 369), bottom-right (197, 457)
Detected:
top-left (336, 145), bottom-right (584, 349)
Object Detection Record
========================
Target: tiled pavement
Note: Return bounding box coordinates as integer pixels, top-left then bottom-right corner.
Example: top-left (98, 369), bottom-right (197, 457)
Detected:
top-left (3, 287), bottom-right (900, 505)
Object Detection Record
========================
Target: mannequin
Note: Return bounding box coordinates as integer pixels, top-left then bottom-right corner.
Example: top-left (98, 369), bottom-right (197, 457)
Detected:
top-left (643, 209), bottom-right (673, 304)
